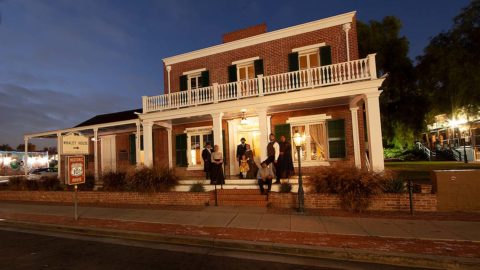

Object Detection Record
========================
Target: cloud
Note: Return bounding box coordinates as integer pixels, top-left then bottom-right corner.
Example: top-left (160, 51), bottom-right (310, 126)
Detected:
top-left (0, 83), bottom-right (133, 147)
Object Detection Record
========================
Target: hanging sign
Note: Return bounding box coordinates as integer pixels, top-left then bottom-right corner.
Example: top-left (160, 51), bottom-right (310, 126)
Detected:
top-left (67, 156), bottom-right (86, 185)
top-left (62, 133), bottom-right (89, 155)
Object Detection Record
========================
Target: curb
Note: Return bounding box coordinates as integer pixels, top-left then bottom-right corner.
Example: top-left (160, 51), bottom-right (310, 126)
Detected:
top-left (0, 219), bottom-right (479, 270)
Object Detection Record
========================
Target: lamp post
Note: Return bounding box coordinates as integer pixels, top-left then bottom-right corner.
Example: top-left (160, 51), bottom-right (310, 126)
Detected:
top-left (293, 131), bottom-right (305, 213)
top-left (464, 134), bottom-right (470, 164)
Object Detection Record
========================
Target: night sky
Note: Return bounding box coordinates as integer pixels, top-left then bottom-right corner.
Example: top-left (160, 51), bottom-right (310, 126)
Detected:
top-left (0, 0), bottom-right (470, 147)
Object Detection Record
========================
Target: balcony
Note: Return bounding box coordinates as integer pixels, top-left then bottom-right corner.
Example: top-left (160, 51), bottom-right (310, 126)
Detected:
top-left (143, 54), bottom-right (377, 114)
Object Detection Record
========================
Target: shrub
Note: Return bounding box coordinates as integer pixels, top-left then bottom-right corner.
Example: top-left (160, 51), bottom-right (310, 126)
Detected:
top-left (78, 173), bottom-right (95, 191)
top-left (8, 176), bottom-right (28, 190)
top-left (39, 175), bottom-right (62, 191)
top-left (381, 178), bottom-right (405, 193)
top-left (101, 171), bottom-right (127, 191)
top-left (279, 182), bottom-right (292, 193)
top-left (306, 165), bottom-right (386, 212)
top-left (126, 166), bottom-right (178, 192)
top-left (189, 182), bottom-right (205, 192)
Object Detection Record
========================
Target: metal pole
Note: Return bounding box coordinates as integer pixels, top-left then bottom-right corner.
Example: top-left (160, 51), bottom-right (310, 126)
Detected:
top-left (214, 182), bottom-right (218, 206)
top-left (74, 185), bottom-right (78, 220)
top-left (297, 146), bottom-right (304, 213)
top-left (463, 139), bottom-right (468, 164)
top-left (408, 180), bottom-right (414, 215)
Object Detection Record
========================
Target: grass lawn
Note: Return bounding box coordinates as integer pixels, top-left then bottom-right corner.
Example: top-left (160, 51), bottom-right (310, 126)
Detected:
top-left (385, 161), bottom-right (480, 182)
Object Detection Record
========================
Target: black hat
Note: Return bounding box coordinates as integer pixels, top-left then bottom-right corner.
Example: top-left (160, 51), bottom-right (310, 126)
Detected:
top-left (240, 137), bottom-right (246, 142)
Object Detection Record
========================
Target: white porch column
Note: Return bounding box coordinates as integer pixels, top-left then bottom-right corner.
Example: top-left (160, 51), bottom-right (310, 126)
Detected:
top-left (135, 121), bottom-right (141, 166)
top-left (364, 92), bottom-right (384, 171)
top-left (24, 137), bottom-right (29, 176)
top-left (143, 121), bottom-right (154, 167)
top-left (166, 66), bottom-right (172, 95)
top-left (167, 127), bottom-right (173, 168)
top-left (256, 107), bottom-right (269, 162)
top-left (342, 23), bottom-right (351, 62)
top-left (211, 112), bottom-right (224, 153)
top-left (93, 128), bottom-right (99, 182)
top-left (350, 107), bottom-right (361, 168)
top-left (57, 132), bottom-right (62, 181)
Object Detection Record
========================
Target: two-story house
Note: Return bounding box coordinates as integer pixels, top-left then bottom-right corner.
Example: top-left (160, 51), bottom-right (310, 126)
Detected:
top-left (24, 11), bottom-right (385, 182)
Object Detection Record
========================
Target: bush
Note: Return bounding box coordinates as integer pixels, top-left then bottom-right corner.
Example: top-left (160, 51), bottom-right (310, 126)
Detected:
top-left (189, 182), bottom-right (205, 192)
top-left (39, 175), bottom-right (62, 191)
top-left (78, 173), bottom-right (95, 191)
top-left (126, 166), bottom-right (178, 192)
top-left (279, 182), bottom-right (292, 193)
top-left (8, 176), bottom-right (28, 190)
top-left (306, 165), bottom-right (386, 212)
top-left (381, 178), bottom-right (405, 193)
top-left (101, 171), bottom-right (127, 191)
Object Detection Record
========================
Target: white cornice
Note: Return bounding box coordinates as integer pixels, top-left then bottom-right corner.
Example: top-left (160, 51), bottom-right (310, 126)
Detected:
top-left (163, 11), bottom-right (356, 65)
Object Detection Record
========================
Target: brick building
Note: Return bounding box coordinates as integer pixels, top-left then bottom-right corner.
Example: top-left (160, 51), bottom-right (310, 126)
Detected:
top-left (24, 11), bottom-right (385, 182)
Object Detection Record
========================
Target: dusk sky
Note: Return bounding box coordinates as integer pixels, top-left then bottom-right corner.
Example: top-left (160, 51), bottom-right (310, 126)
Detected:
top-left (0, 0), bottom-right (470, 148)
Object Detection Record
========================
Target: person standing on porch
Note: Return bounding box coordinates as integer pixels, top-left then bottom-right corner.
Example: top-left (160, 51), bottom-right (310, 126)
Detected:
top-left (279, 135), bottom-right (295, 179)
top-left (210, 145), bottom-right (225, 185)
top-left (265, 133), bottom-right (280, 183)
top-left (245, 144), bottom-right (258, 179)
top-left (201, 142), bottom-right (212, 180)
top-left (236, 137), bottom-right (247, 177)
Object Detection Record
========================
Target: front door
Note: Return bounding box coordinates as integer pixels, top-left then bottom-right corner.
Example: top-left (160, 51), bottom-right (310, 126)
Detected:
top-left (228, 117), bottom-right (262, 176)
top-left (101, 135), bottom-right (116, 172)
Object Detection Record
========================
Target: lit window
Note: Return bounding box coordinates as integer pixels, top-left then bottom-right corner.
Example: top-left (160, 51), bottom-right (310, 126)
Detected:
top-left (298, 51), bottom-right (320, 70)
top-left (291, 123), bottom-right (326, 162)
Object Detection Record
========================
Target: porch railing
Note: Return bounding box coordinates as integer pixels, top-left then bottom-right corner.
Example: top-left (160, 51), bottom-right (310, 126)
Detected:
top-left (143, 54), bottom-right (377, 113)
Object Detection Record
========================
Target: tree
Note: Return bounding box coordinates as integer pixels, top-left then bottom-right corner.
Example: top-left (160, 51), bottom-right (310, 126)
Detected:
top-left (358, 16), bottom-right (427, 148)
top-left (417, 0), bottom-right (480, 119)
top-left (0, 144), bottom-right (13, 151)
top-left (16, 143), bottom-right (36, 152)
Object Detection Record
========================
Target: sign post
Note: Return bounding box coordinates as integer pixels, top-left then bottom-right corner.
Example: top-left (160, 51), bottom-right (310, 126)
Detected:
top-left (67, 155), bottom-right (86, 220)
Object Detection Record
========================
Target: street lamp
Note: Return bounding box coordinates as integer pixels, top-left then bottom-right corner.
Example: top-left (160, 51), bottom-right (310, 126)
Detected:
top-left (293, 131), bottom-right (305, 213)
top-left (460, 124), bottom-right (470, 164)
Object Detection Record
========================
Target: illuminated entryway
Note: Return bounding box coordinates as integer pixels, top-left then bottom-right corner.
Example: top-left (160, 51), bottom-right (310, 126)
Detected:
top-left (228, 116), bottom-right (270, 176)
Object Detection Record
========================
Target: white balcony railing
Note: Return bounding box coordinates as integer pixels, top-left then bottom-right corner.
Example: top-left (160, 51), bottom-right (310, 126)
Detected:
top-left (143, 54), bottom-right (377, 113)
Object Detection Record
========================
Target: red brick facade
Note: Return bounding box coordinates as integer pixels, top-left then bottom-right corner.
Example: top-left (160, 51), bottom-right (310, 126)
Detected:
top-left (163, 15), bottom-right (359, 93)
top-left (223, 23), bottom-right (267, 43)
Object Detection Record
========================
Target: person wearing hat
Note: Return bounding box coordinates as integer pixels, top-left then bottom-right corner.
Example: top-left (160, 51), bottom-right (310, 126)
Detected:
top-left (236, 137), bottom-right (248, 178)
top-left (201, 142), bottom-right (212, 180)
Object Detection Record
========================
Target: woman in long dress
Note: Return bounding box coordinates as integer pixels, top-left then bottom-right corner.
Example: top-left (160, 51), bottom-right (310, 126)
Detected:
top-left (210, 145), bottom-right (225, 185)
top-left (245, 144), bottom-right (258, 179)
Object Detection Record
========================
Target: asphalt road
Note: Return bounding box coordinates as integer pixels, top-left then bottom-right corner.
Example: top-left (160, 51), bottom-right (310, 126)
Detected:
top-left (0, 228), bottom-right (430, 270)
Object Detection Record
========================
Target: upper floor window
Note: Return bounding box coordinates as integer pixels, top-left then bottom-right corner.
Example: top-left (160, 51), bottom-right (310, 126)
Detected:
top-left (299, 51), bottom-right (320, 70)
top-left (228, 57), bottom-right (264, 83)
top-left (188, 73), bottom-right (203, 90)
top-left (238, 63), bottom-right (255, 81)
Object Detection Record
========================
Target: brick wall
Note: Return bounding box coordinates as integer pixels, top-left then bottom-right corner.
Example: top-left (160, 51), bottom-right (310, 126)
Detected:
top-left (0, 191), bottom-right (437, 211)
top-left (165, 16), bottom-right (359, 92)
top-left (0, 191), bottom-right (211, 206)
top-left (269, 193), bottom-right (437, 212)
top-left (223, 23), bottom-right (267, 43)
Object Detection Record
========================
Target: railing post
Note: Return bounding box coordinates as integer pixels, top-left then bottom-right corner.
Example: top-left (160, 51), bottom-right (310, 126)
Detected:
top-left (257, 74), bottom-right (264, 96)
top-left (142, 96), bottom-right (147, 113)
top-left (237, 81), bottom-right (242, 99)
top-left (213, 83), bottom-right (219, 103)
top-left (367, 53), bottom-right (377, 79)
top-left (307, 69), bottom-right (313, 88)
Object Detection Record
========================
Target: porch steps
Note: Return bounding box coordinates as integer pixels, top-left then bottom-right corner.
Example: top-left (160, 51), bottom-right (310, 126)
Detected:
top-left (212, 189), bottom-right (268, 207)
top-left (174, 179), bottom-right (299, 192)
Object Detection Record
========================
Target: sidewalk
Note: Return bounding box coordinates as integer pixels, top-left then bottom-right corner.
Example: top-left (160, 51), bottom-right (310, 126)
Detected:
top-left (1, 201), bottom-right (479, 268)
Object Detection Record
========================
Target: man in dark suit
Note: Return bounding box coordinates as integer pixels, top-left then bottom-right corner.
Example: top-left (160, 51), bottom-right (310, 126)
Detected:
top-left (236, 137), bottom-right (247, 177)
top-left (201, 142), bottom-right (212, 180)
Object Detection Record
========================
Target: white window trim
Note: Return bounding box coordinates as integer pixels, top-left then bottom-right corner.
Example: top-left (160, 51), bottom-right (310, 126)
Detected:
top-left (292, 42), bottom-right (326, 53)
top-left (185, 126), bottom-right (213, 170)
top-left (232, 56), bottom-right (259, 65)
top-left (182, 68), bottom-right (206, 76)
top-left (236, 62), bottom-right (255, 82)
top-left (287, 114), bottom-right (332, 166)
top-left (187, 73), bottom-right (202, 90)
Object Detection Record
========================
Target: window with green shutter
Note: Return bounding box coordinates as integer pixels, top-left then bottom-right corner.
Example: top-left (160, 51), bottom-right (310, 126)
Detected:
top-left (274, 124), bottom-right (291, 142)
top-left (320, 46), bottom-right (332, 66)
top-left (129, 134), bottom-right (136, 165)
top-left (175, 134), bottom-right (188, 167)
top-left (327, 119), bottom-right (346, 159)
top-left (201, 70), bottom-right (209, 87)
top-left (254, 59), bottom-right (264, 76)
top-left (179, 75), bottom-right (188, 91)
top-left (288, 52), bottom-right (299, 71)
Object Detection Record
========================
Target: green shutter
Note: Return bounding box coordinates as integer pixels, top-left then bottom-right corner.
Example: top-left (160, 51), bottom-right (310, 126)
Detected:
top-left (320, 46), bottom-right (332, 66)
top-left (254, 59), bottom-right (264, 76)
top-left (228, 65), bottom-right (237, 82)
top-left (180, 75), bottom-right (188, 91)
top-left (288, 52), bottom-right (299, 71)
top-left (328, 119), bottom-right (346, 159)
top-left (129, 134), bottom-right (136, 165)
top-left (201, 70), bottom-right (209, 87)
top-left (175, 134), bottom-right (187, 166)
top-left (274, 124), bottom-right (291, 142)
